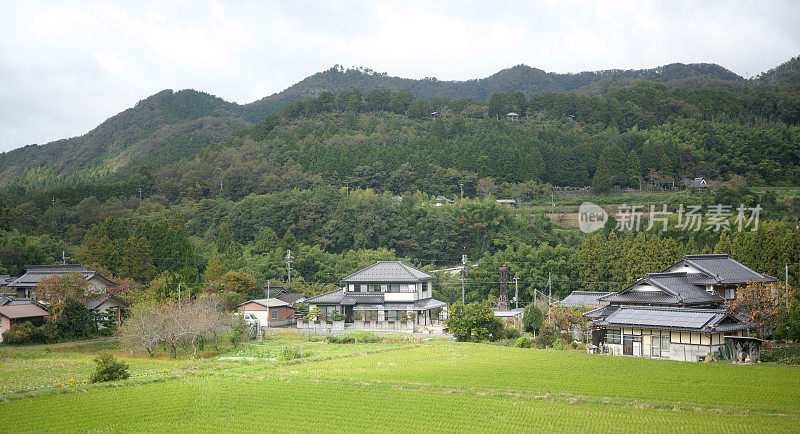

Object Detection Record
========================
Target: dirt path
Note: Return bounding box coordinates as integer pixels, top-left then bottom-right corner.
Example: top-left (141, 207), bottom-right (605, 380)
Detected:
top-left (2, 337), bottom-right (116, 350)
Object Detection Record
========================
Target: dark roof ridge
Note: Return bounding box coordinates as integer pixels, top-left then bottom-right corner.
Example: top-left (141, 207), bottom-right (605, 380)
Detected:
top-left (615, 305), bottom-right (727, 313)
top-left (645, 271), bottom-right (688, 277)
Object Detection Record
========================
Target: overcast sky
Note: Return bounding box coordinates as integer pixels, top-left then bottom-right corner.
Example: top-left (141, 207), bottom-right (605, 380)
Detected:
top-left (1, 0), bottom-right (798, 153)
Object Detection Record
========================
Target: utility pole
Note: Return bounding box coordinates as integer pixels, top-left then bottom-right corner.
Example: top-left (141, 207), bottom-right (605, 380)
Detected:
top-left (551, 194), bottom-right (555, 207)
top-left (138, 188), bottom-right (142, 207)
top-left (787, 264), bottom-right (791, 310)
top-left (459, 182), bottom-right (464, 204)
top-left (514, 275), bottom-right (519, 309)
top-left (52, 197), bottom-right (55, 211)
top-left (547, 271), bottom-right (552, 306)
top-left (286, 250), bottom-right (294, 284)
top-left (178, 283), bottom-right (182, 307)
top-left (499, 265), bottom-right (509, 310)
top-left (461, 253), bottom-right (467, 304)
top-left (266, 279), bottom-right (270, 298)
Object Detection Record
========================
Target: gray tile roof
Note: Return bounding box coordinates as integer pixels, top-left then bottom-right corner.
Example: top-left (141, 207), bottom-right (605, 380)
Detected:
top-left (678, 254), bottom-right (777, 285)
top-left (341, 294), bottom-right (385, 305)
top-left (559, 291), bottom-right (612, 308)
top-left (600, 272), bottom-right (723, 306)
top-left (8, 264), bottom-right (112, 288)
top-left (273, 291), bottom-right (306, 304)
top-left (86, 293), bottom-right (130, 310)
top-left (595, 306), bottom-right (753, 332)
top-left (305, 289), bottom-right (345, 305)
top-left (341, 261), bottom-right (435, 284)
top-left (413, 298), bottom-right (447, 311)
top-left (584, 305), bottom-right (619, 319)
top-left (0, 296), bottom-right (34, 306)
top-left (239, 298), bottom-right (291, 309)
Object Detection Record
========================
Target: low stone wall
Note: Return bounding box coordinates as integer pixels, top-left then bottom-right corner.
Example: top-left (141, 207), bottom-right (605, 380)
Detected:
top-left (297, 319), bottom-right (414, 332)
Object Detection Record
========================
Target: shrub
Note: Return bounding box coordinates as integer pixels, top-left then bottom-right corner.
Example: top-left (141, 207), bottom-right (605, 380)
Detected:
top-left (515, 336), bottom-right (532, 348)
top-left (447, 301), bottom-right (495, 342)
top-left (504, 328), bottom-right (522, 340)
top-left (534, 326), bottom-right (560, 349)
top-left (331, 310), bottom-right (346, 321)
top-left (89, 351), bottom-right (130, 383)
top-left (552, 338), bottom-right (571, 351)
top-left (522, 305), bottom-right (544, 333)
top-left (1, 321), bottom-right (55, 345)
top-left (327, 331), bottom-right (381, 344)
top-left (55, 299), bottom-right (96, 339)
top-left (761, 346), bottom-right (800, 365)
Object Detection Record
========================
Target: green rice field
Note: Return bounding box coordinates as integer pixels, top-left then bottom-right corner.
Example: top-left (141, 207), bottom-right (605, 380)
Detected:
top-left (1, 338), bottom-right (799, 432)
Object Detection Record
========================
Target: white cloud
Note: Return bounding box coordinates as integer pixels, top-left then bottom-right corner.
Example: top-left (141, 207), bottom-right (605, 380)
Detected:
top-left (0, 0), bottom-right (798, 152)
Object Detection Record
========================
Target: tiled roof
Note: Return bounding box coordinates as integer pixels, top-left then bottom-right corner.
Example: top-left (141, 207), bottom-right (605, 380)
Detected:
top-left (8, 264), bottom-right (112, 288)
top-left (273, 291), bottom-right (305, 304)
top-left (239, 298), bottom-right (291, 309)
top-left (341, 294), bottom-right (385, 305)
top-left (677, 254), bottom-right (777, 285)
top-left (594, 306), bottom-right (753, 332)
top-left (559, 291), bottom-right (612, 308)
top-left (0, 303), bottom-right (51, 319)
top-left (0, 297), bottom-right (34, 306)
top-left (413, 298), bottom-right (446, 311)
top-left (341, 261), bottom-right (435, 283)
top-left (86, 293), bottom-right (130, 310)
top-left (305, 289), bottom-right (345, 304)
top-left (600, 272), bottom-right (722, 305)
top-left (584, 305), bottom-right (619, 319)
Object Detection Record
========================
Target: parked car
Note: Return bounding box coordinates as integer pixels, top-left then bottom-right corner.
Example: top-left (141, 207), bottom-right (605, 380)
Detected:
top-left (234, 312), bottom-right (260, 328)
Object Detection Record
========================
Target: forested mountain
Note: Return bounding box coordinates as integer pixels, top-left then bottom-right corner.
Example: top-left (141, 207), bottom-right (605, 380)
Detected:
top-left (0, 60), bottom-right (759, 190)
top-left (0, 90), bottom-right (249, 188)
top-left (1, 56), bottom-right (800, 304)
top-left (245, 62), bottom-right (742, 116)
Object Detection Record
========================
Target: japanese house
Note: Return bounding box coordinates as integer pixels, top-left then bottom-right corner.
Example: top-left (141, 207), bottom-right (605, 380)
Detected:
top-left (0, 304), bottom-right (51, 342)
top-left (7, 264), bottom-right (115, 299)
top-left (586, 254), bottom-right (775, 361)
top-left (300, 261), bottom-right (446, 331)
top-left (237, 298), bottom-right (296, 327)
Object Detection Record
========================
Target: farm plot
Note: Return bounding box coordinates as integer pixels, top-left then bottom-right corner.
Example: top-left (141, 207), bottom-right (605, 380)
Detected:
top-left (272, 342), bottom-right (800, 416)
top-left (1, 341), bottom-right (799, 432)
top-left (0, 372), bottom-right (796, 433)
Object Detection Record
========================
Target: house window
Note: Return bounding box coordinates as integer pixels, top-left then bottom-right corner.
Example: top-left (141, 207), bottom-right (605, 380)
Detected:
top-left (271, 310), bottom-right (279, 319)
top-left (421, 282), bottom-right (428, 293)
top-left (385, 310), bottom-right (398, 321)
top-left (606, 329), bottom-right (621, 345)
top-left (388, 284), bottom-right (400, 293)
top-left (353, 284), bottom-right (361, 292)
top-left (724, 288), bottom-right (735, 300)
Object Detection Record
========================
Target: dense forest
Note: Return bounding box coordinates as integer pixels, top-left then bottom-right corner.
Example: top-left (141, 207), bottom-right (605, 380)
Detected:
top-left (1, 56), bottom-right (800, 307)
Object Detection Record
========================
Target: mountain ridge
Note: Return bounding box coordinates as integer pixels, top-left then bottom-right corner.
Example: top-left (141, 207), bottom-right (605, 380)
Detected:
top-left (0, 57), bottom-right (794, 190)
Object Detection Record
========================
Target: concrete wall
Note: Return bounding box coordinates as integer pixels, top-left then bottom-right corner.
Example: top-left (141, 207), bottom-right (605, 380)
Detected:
top-left (0, 315), bottom-right (9, 342)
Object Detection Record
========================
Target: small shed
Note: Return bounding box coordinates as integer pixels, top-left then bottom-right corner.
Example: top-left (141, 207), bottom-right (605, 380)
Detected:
top-left (237, 298), bottom-right (296, 328)
top-left (506, 112), bottom-right (519, 121)
top-left (723, 336), bottom-right (764, 364)
top-left (0, 304), bottom-right (51, 342)
top-left (87, 293), bottom-right (129, 327)
top-left (495, 199), bottom-right (518, 208)
top-left (691, 177), bottom-right (708, 189)
top-left (493, 308), bottom-right (525, 330)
